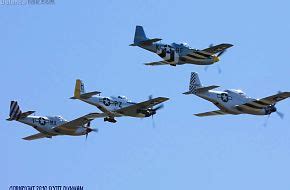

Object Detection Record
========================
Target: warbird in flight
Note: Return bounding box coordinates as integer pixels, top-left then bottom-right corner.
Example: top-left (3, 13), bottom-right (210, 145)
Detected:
top-left (130, 25), bottom-right (233, 66)
top-left (183, 72), bottom-right (290, 117)
top-left (70, 79), bottom-right (169, 123)
top-left (7, 101), bottom-right (98, 140)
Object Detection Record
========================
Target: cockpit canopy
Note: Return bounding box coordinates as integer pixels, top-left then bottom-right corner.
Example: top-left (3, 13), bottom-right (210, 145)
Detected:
top-left (163, 44), bottom-right (173, 48)
top-left (52, 116), bottom-right (66, 122)
top-left (180, 42), bottom-right (190, 48)
top-left (225, 89), bottom-right (247, 96)
top-left (117, 95), bottom-right (127, 99)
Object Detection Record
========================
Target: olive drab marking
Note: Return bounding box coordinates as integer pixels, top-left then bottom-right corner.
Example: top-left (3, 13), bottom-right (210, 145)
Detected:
top-left (217, 93), bottom-right (232, 102)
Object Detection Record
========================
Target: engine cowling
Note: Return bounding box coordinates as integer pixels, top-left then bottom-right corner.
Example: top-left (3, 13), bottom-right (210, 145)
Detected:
top-left (138, 109), bottom-right (156, 117)
top-left (264, 105), bottom-right (277, 115)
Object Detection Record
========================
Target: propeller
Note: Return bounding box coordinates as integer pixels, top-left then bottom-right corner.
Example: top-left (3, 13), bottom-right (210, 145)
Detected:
top-left (153, 104), bottom-right (164, 111)
top-left (149, 95), bottom-right (153, 101)
top-left (272, 101), bottom-right (284, 120)
top-left (84, 121), bottom-right (98, 140)
top-left (263, 114), bottom-right (271, 127)
top-left (148, 95), bottom-right (165, 128)
top-left (204, 64), bottom-right (222, 74)
top-left (204, 43), bottom-right (227, 74)
top-left (263, 101), bottom-right (285, 127)
top-left (276, 111), bottom-right (284, 119)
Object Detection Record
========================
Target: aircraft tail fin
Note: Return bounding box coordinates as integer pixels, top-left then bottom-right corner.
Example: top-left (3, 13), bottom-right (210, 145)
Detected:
top-left (7, 101), bottom-right (35, 121)
top-left (71, 79), bottom-right (101, 99)
top-left (130, 25), bottom-right (162, 46)
top-left (183, 72), bottom-right (219, 95)
top-left (183, 72), bottom-right (202, 95)
top-left (133, 25), bottom-right (148, 44)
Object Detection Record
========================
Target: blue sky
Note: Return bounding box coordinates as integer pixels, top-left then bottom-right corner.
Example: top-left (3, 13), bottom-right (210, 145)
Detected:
top-left (1, 0), bottom-right (290, 189)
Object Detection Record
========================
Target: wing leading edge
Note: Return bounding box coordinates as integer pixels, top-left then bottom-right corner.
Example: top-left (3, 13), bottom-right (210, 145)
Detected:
top-left (202, 43), bottom-right (233, 55)
top-left (235, 92), bottom-right (290, 110)
top-left (116, 97), bottom-right (169, 117)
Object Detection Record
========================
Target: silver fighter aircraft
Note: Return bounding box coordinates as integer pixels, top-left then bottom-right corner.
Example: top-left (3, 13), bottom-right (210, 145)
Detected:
top-left (183, 72), bottom-right (290, 117)
top-left (130, 25), bottom-right (233, 66)
top-left (7, 101), bottom-right (98, 140)
top-left (70, 79), bottom-right (169, 123)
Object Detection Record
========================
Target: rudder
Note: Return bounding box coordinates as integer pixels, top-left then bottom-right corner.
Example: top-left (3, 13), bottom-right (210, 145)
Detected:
top-left (133, 25), bottom-right (148, 44)
top-left (73, 79), bottom-right (85, 98)
top-left (8, 101), bottom-right (22, 120)
top-left (183, 72), bottom-right (202, 95)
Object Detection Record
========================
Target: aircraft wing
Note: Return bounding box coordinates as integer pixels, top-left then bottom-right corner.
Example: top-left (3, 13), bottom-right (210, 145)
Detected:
top-left (116, 97), bottom-right (169, 117)
top-left (53, 113), bottom-right (101, 132)
top-left (202, 43), bottom-right (233, 55)
top-left (194, 109), bottom-right (230, 117)
top-left (236, 92), bottom-right (290, 109)
top-left (23, 133), bottom-right (52, 141)
top-left (144, 61), bottom-right (169, 66)
top-left (81, 100), bottom-right (115, 117)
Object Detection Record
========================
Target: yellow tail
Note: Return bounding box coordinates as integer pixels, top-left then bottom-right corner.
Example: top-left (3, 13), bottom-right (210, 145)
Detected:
top-left (73, 79), bottom-right (84, 98)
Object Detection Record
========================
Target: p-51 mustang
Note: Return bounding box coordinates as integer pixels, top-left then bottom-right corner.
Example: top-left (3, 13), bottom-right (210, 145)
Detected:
top-left (70, 79), bottom-right (169, 123)
top-left (7, 101), bottom-right (98, 140)
top-left (130, 25), bottom-right (233, 66)
top-left (183, 72), bottom-right (290, 117)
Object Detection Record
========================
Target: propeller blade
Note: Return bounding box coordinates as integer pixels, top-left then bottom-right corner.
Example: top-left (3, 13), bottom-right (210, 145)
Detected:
top-left (209, 44), bottom-right (213, 48)
top-left (151, 115), bottom-right (156, 128)
top-left (276, 111), bottom-right (284, 119)
top-left (217, 65), bottom-right (222, 74)
top-left (153, 104), bottom-right (164, 111)
top-left (217, 50), bottom-right (226, 57)
top-left (263, 114), bottom-right (271, 127)
top-left (91, 128), bottom-right (98, 132)
top-left (85, 133), bottom-right (88, 140)
top-left (148, 95), bottom-right (153, 109)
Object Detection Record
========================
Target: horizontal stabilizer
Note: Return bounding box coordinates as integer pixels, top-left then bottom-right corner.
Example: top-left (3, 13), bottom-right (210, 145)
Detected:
top-left (20, 111), bottom-right (35, 118)
top-left (130, 38), bottom-right (162, 46)
top-left (6, 110), bottom-right (35, 121)
top-left (196, 85), bottom-right (220, 93)
top-left (183, 85), bottom-right (219, 95)
top-left (71, 91), bottom-right (101, 99)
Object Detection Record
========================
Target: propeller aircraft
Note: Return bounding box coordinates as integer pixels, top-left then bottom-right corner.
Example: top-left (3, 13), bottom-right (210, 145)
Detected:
top-left (130, 25), bottom-right (233, 66)
top-left (70, 79), bottom-right (169, 123)
top-left (7, 101), bottom-right (98, 140)
top-left (183, 72), bottom-right (290, 118)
